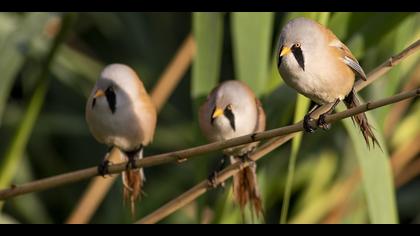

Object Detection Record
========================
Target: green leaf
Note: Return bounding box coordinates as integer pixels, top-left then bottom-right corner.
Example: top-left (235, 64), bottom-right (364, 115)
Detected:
top-left (289, 177), bottom-right (358, 224)
top-left (390, 100), bottom-right (420, 149)
top-left (0, 72), bottom-right (49, 192)
top-left (231, 12), bottom-right (274, 96)
top-left (0, 213), bottom-right (18, 224)
top-left (280, 94), bottom-right (310, 223)
top-left (367, 13), bottom-right (420, 126)
top-left (0, 13), bottom-right (52, 126)
top-left (380, 13), bottom-right (419, 82)
top-left (345, 13), bottom-right (411, 58)
top-left (0, 13), bottom-right (19, 48)
top-left (316, 12), bottom-right (331, 25)
top-left (265, 56), bottom-right (283, 95)
top-left (52, 45), bottom-right (104, 97)
top-left (295, 150), bottom-right (338, 211)
top-left (339, 102), bottom-right (398, 223)
top-left (192, 13), bottom-right (223, 102)
top-left (328, 12), bottom-right (352, 40)
top-left (0, 13), bottom-right (77, 197)
top-left (10, 156), bottom-right (52, 223)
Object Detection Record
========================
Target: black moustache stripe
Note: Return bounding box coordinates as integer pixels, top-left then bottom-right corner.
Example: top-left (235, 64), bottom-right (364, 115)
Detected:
top-left (292, 46), bottom-right (305, 71)
top-left (91, 98), bottom-right (96, 109)
top-left (105, 87), bottom-right (116, 114)
top-left (224, 108), bottom-right (236, 131)
top-left (210, 107), bottom-right (216, 125)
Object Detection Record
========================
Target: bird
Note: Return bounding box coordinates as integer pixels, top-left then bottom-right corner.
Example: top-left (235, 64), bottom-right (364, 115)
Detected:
top-left (277, 17), bottom-right (379, 148)
top-left (198, 80), bottom-right (266, 219)
top-left (85, 63), bottom-right (157, 217)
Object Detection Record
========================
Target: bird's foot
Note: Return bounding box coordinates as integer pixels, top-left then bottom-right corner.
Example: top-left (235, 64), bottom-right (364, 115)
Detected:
top-left (207, 157), bottom-right (226, 189)
top-left (207, 171), bottom-right (220, 189)
top-left (303, 114), bottom-right (317, 133)
top-left (317, 114), bottom-right (331, 130)
top-left (239, 153), bottom-right (255, 168)
top-left (98, 160), bottom-right (111, 177)
top-left (126, 156), bottom-right (138, 171)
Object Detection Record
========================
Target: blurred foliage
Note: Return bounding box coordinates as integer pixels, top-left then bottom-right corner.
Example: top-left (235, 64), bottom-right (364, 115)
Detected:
top-left (0, 12), bottom-right (419, 224)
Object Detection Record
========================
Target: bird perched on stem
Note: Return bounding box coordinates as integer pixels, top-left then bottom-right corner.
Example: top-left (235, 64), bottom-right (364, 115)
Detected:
top-left (277, 17), bottom-right (379, 148)
top-left (85, 63), bottom-right (157, 217)
top-left (199, 80), bottom-right (266, 219)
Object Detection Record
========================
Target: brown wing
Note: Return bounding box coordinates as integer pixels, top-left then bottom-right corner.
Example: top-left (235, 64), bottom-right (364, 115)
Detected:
top-left (237, 80), bottom-right (266, 133)
top-left (321, 25), bottom-right (367, 81)
top-left (336, 43), bottom-right (367, 81)
top-left (254, 97), bottom-right (266, 133)
top-left (135, 76), bottom-right (157, 145)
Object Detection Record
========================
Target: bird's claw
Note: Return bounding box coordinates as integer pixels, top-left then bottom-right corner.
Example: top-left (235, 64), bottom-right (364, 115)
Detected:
top-left (98, 160), bottom-right (111, 177)
top-left (126, 157), bottom-right (137, 170)
top-left (317, 114), bottom-right (331, 130)
top-left (239, 153), bottom-right (255, 168)
top-left (207, 171), bottom-right (223, 189)
top-left (303, 114), bottom-right (316, 133)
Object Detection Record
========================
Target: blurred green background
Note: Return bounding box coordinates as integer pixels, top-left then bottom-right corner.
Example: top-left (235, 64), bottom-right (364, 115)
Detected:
top-left (0, 12), bottom-right (419, 224)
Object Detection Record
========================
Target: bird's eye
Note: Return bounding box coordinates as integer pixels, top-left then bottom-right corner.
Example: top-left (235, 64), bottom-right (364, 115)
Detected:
top-left (106, 86), bottom-right (114, 93)
top-left (294, 43), bottom-right (301, 48)
top-left (225, 104), bottom-right (232, 111)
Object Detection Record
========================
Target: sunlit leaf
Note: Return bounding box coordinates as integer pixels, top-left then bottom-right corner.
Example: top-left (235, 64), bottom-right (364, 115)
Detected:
top-left (192, 13), bottom-right (223, 102)
top-left (0, 13), bottom-right (52, 126)
top-left (339, 102), bottom-right (398, 224)
top-left (231, 12), bottom-right (274, 96)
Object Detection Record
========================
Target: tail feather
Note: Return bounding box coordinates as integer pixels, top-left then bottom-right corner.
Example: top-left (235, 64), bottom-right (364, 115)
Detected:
top-left (231, 156), bottom-right (264, 220)
top-left (121, 149), bottom-right (145, 219)
top-left (344, 90), bottom-right (381, 149)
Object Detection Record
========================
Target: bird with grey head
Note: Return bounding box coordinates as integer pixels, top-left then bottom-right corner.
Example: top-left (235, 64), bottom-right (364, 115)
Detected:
top-left (85, 63), bottom-right (157, 218)
top-left (199, 80), bottom-right (266, 219)
top-left (277, 17), bottom-right (379, 148)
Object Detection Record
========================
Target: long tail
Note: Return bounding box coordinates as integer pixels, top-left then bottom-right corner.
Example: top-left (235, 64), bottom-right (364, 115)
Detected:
top-left (343, 89), bottom-right (380, 149)
top-left (230, 156), bottom-right (264, 220)
top-left (121, 149), bottom-right (145, 219)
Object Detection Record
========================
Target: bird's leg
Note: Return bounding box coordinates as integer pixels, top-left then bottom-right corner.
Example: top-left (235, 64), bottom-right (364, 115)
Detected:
top-left (98, 146), bottom-right (113, 177)
top-left (125, 145), bottom-right (143, 170)
top-left (303, 103), bottom-right (319, 133)
top-left (239, 150), bottom-right (255, 168)
top-left (207, 155), bottom-right (226, 189)
top-left (317, 99), bottom-right (340, 130)
top-left (98, 159), bottom-right (110, 177)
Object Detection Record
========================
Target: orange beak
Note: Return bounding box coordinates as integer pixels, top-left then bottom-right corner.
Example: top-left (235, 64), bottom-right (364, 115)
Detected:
top-left (94, 89), bottom-right (105, 98)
